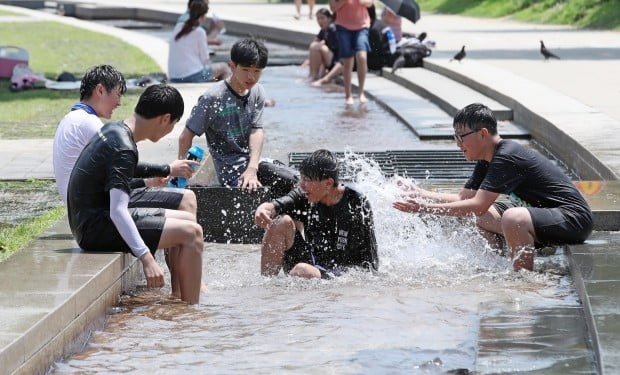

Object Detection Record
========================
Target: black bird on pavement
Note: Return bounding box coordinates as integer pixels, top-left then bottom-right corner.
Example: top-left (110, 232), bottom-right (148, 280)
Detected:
top-left (450, 45), bottom-right (466, 62)
top-left (540, 40), bottom-right (560, 60)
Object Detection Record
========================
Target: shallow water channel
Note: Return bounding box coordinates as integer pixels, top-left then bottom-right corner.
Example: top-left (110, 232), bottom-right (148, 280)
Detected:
top-left (53, 31), bottom-right (592, 374)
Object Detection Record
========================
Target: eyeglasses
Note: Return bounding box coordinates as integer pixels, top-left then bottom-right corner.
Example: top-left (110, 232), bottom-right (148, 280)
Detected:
top-left (453, 129), bottom-right (480, 143)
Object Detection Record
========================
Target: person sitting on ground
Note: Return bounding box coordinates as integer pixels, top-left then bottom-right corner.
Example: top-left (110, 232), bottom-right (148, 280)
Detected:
top-left (255, 149), bottom-right (379, 279)
top-left (367, 5), bottom-right (396, 71)
top-left (294, 0), bottom-right (316, 20)
top-left (178, 38), bottom-right (297, 196)
top-left (169, 0), bottom-right (230, 83)
top-left (392, 103), bottom-right (593, 272)
top-left (304, 8), bottom-right (339, 81)
top-left (67, 84), bottom-right (204, 304)
top-left (176, 0), bottom-right (225, 46)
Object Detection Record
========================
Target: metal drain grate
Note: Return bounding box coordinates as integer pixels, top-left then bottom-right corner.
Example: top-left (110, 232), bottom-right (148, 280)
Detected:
top-left (289, 150), bottom-right (475, 180)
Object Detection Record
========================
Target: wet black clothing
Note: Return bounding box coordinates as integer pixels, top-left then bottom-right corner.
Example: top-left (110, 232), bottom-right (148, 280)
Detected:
top-left (67, 121), bottom-right (172, 252)
top-left (465, 140), bottom-right (593, 245)
top-left (272, 186), bottom-right (379, 273)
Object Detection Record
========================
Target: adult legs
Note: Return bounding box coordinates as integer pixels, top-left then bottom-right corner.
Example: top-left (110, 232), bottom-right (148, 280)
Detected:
top-left (355, 50), bottom-right (368, 103)
top-left (157, 213), bottom-right (204, 304)
top-left (501, 207), bottom-right (537, 272)
top-left (342, 57), bottom-right (355, 104)
top-left (294, 0), bottom-right (302, 19)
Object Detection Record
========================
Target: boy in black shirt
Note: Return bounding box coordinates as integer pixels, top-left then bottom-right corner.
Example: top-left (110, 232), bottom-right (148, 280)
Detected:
top-left (255, 149), bottom-right (378, 278)
top-left (393, 103), bottom-right (593, 272)
top-left (68, 85), bottom-right (204, 304)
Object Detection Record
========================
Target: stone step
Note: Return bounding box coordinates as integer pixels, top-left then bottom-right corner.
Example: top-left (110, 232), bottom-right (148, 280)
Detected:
top-left (382, 66), bottom-right (513, 121)
top-left (362, 74), bottom-right (529, 141)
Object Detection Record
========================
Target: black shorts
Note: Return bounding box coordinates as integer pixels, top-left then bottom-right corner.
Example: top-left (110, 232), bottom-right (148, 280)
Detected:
top-left (78, 207), bottom-right (166, 256)
top-left (129, 187), bottom-right (184, 209)
top-left (493, 202), bottom-right (593, 247)
top-left (282, 231), bottom-right (343, 279)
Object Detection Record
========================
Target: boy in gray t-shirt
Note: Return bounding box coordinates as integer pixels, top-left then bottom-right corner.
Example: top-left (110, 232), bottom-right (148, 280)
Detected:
top-left (179, 38), bottom-right (298, 196)
top-left (180, 38), bottom-right (267, 188)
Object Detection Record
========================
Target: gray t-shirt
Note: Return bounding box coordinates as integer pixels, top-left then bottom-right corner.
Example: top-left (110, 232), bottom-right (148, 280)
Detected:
top-left (186, 80), bottom-right (265, 185)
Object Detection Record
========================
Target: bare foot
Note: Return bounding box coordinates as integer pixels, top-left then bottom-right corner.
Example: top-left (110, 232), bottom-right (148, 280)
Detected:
top-left (294, 14), bottom-right (300, 20)
top-left (311, 79), bottom-right (324, 87)
top-left (359, 94), bottom-right (368, 103)
top-left (345, 96), bottom-right (354, 105)
top-left (200, 283), bottom-right (209, 293)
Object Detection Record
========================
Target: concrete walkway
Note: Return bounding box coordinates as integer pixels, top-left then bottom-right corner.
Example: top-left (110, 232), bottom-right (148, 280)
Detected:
top-left (0, 1), bottom-right (619, 374)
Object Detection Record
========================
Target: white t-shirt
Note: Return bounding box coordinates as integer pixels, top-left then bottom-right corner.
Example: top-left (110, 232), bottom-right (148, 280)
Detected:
top-left (168, 23), bottom-right (211, 79)
top-left (53, 109), bottom-right (102, 203)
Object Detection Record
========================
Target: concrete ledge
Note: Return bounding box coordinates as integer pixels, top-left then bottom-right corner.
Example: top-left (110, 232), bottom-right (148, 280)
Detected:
top-left (0, 219), bottom-right (141, 375)
top-left (423, 58), bottom-right (620, 181)
top-left (383, 67), bottom-right (513, 121)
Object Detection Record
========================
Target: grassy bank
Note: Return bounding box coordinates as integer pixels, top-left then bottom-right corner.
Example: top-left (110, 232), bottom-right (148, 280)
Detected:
top-left (0, 180), bottom-right (65, 262)
top-left (0, 21), bottom-right (160, 139)
top-left (417, 0), bottom-right (620, 30)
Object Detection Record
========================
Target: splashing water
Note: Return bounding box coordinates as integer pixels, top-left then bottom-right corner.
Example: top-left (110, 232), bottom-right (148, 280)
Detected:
top-left (52, 154), bottom-right (588, 375)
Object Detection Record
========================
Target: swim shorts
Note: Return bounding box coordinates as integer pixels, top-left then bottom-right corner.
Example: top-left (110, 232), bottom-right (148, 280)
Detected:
top-left (493, 202), bottom-right (592, 247)
top-left (78, 207), bottom-right (166, 256)
top-left (129, 186), bottom-right (185, 210)
top-left (282, 231), bottom-right (343, 279)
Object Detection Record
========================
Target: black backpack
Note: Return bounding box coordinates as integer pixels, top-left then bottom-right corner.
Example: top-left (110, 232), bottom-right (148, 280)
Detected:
top-left (391, 44), bottom-right (432, 73)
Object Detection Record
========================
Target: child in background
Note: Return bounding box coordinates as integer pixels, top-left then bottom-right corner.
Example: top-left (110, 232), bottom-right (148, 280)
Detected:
top-left (305, 8), bottom-right (339, 81)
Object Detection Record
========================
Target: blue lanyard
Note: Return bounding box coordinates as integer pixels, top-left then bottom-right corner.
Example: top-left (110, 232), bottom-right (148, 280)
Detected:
top-left (71, 102), bottom-right (97, 115)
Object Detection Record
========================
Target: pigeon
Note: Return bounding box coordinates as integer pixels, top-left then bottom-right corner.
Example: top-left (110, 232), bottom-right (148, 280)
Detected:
top-left (450, 45), bottom-right (466, 62)
top-left (540, 40), bottom-right (560, 60)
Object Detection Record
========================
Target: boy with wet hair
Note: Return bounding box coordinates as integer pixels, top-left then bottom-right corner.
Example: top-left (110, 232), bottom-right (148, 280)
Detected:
top-left (54, 64), bottom-right (198, 209)
top-left (178, 38), bottom-right (297, 196)
top-left (255, 149), bottom-right (379, 279)
top-left (67, 84), bottom-right (204, 304)
top-left (393, 103), bottom-right (593, 272)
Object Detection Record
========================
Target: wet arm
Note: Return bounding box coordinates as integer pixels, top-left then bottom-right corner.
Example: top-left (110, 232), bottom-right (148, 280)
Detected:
top-left (418, 189), bottom-right (498, 216)
top-left (178, 128), bottom-right (196, 160)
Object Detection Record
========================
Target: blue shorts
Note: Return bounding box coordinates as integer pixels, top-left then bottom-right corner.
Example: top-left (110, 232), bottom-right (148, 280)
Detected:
top-left (335, 25), bottom-right (370, 59)
top-left (170, 65), bottom-right (214, 83)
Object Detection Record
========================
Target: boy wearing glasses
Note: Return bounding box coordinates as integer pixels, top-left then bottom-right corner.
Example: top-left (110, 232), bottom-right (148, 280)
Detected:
top-left (393, 103), bottom-right (593, 272)
top-left (254, 149), bottom-right (379, 279)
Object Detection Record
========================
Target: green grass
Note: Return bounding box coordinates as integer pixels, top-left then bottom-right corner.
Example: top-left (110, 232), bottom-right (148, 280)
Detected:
top-left (0, 180), bottom-right (65, 262)
top-left (0, 9), bottom-right (22, 16)
top-left (417, 0), bottom-right (620, 30)
top-left (0, 21), bottom-right (160, 139)
top-left (0, 82), bottom-right (143, 138)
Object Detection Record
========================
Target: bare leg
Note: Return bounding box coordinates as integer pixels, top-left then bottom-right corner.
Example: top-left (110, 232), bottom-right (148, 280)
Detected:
top-left (158, 216), bottom-right (204, 304)
top-left (308, 0), bottom-right (315, 18)
top-left (308, 41), bottom-right (324, 80)
top-left (476, 206), bottom-right (505, 251)
top-left (501, 207), bottom-right (537, 271)
top-left (319, 45), bottom-right (334, 71)
top-left (355, 50), bottom-right (368, 103)
top-left (261, 215), bottom-right (297, 275)
top-left (294, 0), bottom-right (301, 19)
top-left (312, 62), bottom-right (343, 86)
top-left (342, 57), bottom-right (355, 104)
top-left (166, 190), bottom-right (197, 298)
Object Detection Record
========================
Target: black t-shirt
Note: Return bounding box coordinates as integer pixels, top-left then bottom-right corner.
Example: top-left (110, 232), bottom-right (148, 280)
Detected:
top-left (67, 121), bottom-right (164, 243)
top-left (464, 140), bottom-right (592, 219)
top-left (317, 23), bottom-right (339, 57)
top-left (272, 186), bottom-right (379, 271)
